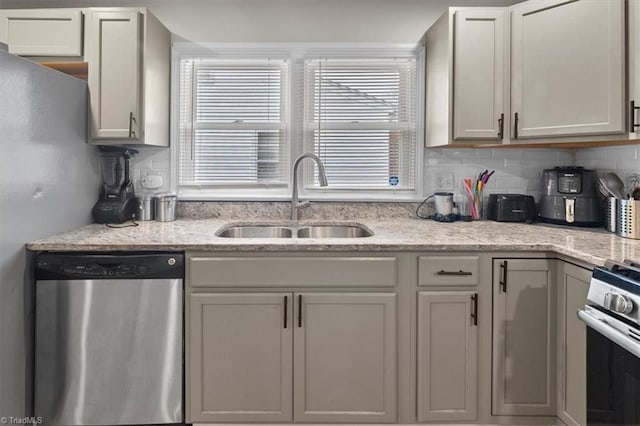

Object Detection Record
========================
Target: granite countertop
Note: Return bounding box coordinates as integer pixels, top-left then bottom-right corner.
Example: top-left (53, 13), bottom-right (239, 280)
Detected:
top-left (26, 218), bottom-right (640, 267)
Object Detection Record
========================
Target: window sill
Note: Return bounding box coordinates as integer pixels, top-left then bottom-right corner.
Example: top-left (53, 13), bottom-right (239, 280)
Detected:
top-left (177, 192), bottom-right (424, 203)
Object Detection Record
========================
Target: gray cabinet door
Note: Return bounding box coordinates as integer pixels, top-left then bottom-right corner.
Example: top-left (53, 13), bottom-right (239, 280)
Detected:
top-left (557, 262), bottom-right (591, 426)
top-left (492, 258), bottom-right (557, 416)
top-left (188, 293), bottom-right (293, 423)
top-left (0, 9), bottom-right (83, 56)
top-left (86, 10), bottom-right (141, 140)
top-left (453, 9), bottom-right (507, 140)
top-left (417, 291), bottom-right (478, 422)
top-left (293, 292), bottom-right (396, 423)
top-left (510, 0), bottom-right (624, 138)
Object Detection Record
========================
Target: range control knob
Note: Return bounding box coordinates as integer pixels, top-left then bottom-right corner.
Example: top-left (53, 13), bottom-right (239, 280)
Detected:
top-left (604, 293), bottom-right (634, 314)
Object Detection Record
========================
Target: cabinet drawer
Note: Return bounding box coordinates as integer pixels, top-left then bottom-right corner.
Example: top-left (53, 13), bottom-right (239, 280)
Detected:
top-left (418, 256), bottom-right (479, 286)
top-left (189, 256), bottom-right (398, 288)
top-left (0, 10), bottom-right (83, 56)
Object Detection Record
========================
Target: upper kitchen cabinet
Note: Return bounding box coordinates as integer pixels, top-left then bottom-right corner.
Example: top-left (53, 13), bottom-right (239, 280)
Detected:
top-left (424, 0), bottom-right (625, 147)
top-left (510, 0), bottom-right (624, 140)
top-left (424, 8), bottom-right (508, 147)
top-left (0, 9), bottom-right (83, 57)
top-left (85, 8), bottom-right (170, 146)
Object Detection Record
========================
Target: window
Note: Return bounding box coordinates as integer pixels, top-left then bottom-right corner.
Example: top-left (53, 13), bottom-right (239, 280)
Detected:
top-left (177, 58), bottom-right (289, 188)
top-left (173, 45), bottom-right (421, 200)
top-left (303, 58), bottom-right (417, 190)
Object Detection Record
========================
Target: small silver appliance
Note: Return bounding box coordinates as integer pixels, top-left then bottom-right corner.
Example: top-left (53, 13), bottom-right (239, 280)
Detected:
top-left (538, 166), bottom-right (602, 226)
top-left (416, 192), bottom-right (456, 222)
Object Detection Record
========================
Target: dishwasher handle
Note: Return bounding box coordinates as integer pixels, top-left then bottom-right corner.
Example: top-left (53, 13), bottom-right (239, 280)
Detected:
top-left (35, 252), bottom-right (184, 280)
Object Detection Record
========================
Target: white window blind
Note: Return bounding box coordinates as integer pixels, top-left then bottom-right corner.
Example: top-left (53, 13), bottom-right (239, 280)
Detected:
top-left (303, 58), bottom-right (417, 190)
top-left (178, 58), bottom-right (289, 187)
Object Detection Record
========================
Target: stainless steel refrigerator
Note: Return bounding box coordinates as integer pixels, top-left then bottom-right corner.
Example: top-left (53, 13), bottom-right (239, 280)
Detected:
top-left (0, 50), bottom-right (101, 417)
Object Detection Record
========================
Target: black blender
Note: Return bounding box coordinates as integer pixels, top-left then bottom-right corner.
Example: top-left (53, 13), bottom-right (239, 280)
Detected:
top-left (92, 146), bottom-right (139, 223)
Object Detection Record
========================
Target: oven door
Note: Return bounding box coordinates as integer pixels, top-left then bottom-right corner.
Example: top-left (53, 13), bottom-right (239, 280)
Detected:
top-left (578, 307), bottom-right (640, 425)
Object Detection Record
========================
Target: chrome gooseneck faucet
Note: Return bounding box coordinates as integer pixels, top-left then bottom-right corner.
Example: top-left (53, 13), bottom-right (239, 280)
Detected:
top-left (291, 152), bottom-right (328, 221)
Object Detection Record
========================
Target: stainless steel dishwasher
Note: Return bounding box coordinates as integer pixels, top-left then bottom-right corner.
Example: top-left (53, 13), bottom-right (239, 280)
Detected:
top-left (34, 252), bottom-right (184, 426)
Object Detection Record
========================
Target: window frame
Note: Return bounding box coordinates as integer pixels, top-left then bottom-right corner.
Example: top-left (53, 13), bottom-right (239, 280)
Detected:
top-left (171, 43), bottom-right (425, 201)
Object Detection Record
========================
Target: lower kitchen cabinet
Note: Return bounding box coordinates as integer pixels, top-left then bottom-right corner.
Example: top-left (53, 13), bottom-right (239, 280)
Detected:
top-left (417, 291), bottom-right (478, 422)
top-left (557, 261), bottom-right (591, 426)
top-left (188, 291), bottom-right (396, 424)
top-left (188, 293), bottom-right (293, 423)
top-left (294, 293), bottom-right (397, 423)
top-left (492, 258), bottom-right (557, 416)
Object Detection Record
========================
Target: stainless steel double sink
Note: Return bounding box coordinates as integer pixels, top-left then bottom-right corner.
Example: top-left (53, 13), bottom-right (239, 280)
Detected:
top-left (216, 223), bottom-right (373, 238)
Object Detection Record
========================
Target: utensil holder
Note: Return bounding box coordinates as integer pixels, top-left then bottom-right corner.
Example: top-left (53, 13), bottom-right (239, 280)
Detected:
top-left (616, 199), bottom-right (640, 239)
top-left (604, 197), bottom-right (617, 233)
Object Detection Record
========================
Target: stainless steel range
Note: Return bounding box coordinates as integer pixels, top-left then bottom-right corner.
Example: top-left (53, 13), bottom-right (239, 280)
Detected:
top-left (578, 260), bottom-right (640, 425)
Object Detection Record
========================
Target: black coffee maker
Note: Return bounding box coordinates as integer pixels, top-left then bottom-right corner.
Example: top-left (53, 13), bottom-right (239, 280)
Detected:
top-left (92, 146), bottom-right (139, 223)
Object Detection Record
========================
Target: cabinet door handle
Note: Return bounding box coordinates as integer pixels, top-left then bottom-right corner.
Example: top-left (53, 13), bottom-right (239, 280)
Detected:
top-left (284, 295), bottom-right (288, 329)
top-left (499, 260), bottom-right (508, 292)
top-left (497, 113), bottom-right (505, 140)
top-left (631, 101), bottom-right (640, 131)
top-left (298, 294), bottom-right (302, 327)
top-left (128, 112), bottom-right (136, 138)
top-left (470, 293), bottom-right (478, 326)
top-left (437, 270), bottom-right (473, 276)
top-left (513, 112), bottom-right (519, 139)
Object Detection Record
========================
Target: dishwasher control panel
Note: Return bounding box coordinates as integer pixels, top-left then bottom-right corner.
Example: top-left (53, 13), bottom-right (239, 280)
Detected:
top-left (35, 252), bottom-right (184, 280)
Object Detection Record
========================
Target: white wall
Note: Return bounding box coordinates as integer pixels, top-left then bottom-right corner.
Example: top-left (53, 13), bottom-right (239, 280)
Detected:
top-left (0, 0), bottom-right (520, 43)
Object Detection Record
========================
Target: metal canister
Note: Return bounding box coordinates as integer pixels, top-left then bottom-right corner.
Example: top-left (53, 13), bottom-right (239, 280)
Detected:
top-left (154, 193), bottom-right (178, 222)
top-left (137, 195), bottom-right (155, 221)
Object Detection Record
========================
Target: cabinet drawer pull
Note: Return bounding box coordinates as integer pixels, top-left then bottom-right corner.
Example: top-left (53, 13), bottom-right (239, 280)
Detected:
top-left (470, 293), bottom-right (478, 326)
top-left (436, 270), bottom-right (473, 276)
top-left (128, 112), bottom-right (136, 138)
top-left (497, 113), bottom-right (504, 140)
top-left (284, 295), bottom-right (288, 329)
top-left (298, 294), bottom-right (302, 327)
top-left (513, 112), bottom-right (519, 139)
top-left (499, 260), bottom-right (508, 292)
top-left (631, 101), bottom-right (640, 131)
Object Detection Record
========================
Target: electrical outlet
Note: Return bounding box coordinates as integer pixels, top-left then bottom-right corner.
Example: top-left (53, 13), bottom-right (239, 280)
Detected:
top-left (141, 172), bottom-right (164, 189)
top-left (435, 172), bottom-right (455, 191)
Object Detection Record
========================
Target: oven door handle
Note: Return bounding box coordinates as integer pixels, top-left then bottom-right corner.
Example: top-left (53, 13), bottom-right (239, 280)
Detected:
top-left (578, 309), bottom-right (640, 358)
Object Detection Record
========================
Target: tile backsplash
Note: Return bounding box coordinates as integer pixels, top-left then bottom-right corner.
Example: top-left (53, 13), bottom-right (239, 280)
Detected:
top-left (131, 147), bottom-right (172, 194)
top-left (130, 144), bottom-right (640, 201)
top-left (422, 148), bottom-right (574, 199)
top-left (574, 144), bottom-right (640, 181)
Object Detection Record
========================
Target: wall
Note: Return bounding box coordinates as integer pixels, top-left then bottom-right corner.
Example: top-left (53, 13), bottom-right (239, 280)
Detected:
top-left (0, 0), bottom-right (520, 43)
top-left (0, 52), bottom-right (100, 417)
top-left (133, 145), bottom-right (576, 201)
top-left (422, 148), bottom-right (575, 199)
top-left (574, 144), bottom-right (640, 184)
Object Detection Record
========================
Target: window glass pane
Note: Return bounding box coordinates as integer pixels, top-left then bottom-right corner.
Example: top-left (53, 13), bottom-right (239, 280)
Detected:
top-left (195, 65), bottom-right (281, 123)
top-left (178, 58), bottom-right (288, 187)
top-left (304, 58), bottom-right (416, 190)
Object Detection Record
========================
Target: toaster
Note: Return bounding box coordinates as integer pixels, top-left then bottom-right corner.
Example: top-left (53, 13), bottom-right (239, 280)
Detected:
top-left (487, 194), bottom-right (537, 222)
